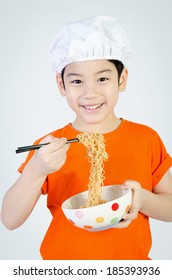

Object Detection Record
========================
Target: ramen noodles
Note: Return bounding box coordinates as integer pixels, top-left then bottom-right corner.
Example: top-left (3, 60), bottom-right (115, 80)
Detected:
top-left (77, 133), bottom-right (108, 207)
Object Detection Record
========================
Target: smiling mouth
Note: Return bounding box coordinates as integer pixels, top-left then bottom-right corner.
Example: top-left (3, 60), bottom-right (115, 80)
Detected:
top-left (82, 103), bottom-right (103, 110)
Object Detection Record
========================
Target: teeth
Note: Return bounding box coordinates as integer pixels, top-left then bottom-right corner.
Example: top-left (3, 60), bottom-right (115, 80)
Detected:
top-left (84, 104), bottom-right (102, 109)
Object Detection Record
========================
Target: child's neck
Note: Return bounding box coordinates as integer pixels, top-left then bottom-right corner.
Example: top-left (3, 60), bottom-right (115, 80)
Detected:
top-left (72, 116), bottom-right (121, 134)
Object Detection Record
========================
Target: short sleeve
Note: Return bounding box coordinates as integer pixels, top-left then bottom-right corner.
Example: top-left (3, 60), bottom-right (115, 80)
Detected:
top-left (151, 131), bottom-right (172, 187)
top-left (17, 141), bottom-right (48, 195)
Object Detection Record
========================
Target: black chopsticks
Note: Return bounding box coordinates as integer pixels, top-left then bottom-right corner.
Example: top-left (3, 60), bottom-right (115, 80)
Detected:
top-left (16, 138), bottom-right (79, 153)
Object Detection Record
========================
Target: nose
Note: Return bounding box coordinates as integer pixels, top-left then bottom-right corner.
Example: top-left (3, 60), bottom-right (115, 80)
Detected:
top-left (82, 82), bottom-right (99, 99)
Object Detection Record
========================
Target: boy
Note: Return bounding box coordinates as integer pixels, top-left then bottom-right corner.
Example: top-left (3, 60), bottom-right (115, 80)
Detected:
top-left (1, 16), bottom-right (172, 259)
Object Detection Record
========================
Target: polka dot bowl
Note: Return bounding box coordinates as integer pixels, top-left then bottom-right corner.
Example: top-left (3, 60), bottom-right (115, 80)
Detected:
top-left (61, 185), bottom-right (132, 231)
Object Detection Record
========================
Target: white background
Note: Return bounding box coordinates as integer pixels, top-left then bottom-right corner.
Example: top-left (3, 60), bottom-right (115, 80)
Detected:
top-left (0, 0), bottom-right (172, 260)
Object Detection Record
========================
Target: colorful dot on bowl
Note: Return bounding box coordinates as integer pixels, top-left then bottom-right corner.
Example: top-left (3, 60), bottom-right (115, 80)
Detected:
top-left (125, 204), bottom-right (131, 213)
top-left (111, 203), bottom-right (119, 211)
top-left (76, 210), bottom-right (84, 218)
top-left (96, 217), bottom-right (104, 223)
top-left (110, 217), bottom-right (118, 224)
top-left (83, 225), bottom-right (93, 229)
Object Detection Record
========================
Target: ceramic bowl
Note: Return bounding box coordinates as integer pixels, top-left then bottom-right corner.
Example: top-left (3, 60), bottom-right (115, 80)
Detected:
top-left (61, 185), bottom-right (132, 231)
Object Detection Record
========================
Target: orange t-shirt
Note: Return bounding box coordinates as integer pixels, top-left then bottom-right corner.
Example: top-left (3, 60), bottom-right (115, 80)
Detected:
top-left (18, 119), bottom-right (172, 259)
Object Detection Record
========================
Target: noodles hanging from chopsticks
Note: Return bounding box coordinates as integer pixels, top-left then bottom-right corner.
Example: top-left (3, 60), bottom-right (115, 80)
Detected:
top-left (77, 133), bottom-right (108, 207)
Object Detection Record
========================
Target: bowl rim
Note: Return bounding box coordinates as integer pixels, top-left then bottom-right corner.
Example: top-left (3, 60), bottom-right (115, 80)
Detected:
top-left (61, 184), bottom-right (131, 210)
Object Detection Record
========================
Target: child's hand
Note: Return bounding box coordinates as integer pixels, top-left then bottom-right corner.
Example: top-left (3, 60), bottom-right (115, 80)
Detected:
top-left (114, 180), bottom-right (141, 228)
top-left (30, 135), bottom-right (70, 177)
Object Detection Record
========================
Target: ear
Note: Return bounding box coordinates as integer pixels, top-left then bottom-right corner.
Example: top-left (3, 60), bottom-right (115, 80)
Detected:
top-left (118, 68), bottom-right (128, 92)
top-left (56, 73), bottom-right (66, 96)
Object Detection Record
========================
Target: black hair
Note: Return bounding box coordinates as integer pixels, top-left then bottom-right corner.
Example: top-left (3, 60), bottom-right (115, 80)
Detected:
top-left (61, 67), bottom-right (66, 87)
top-left (61, 59), bottom-right (124, 87)
top-left (108, 60), bottom-right (124, 81)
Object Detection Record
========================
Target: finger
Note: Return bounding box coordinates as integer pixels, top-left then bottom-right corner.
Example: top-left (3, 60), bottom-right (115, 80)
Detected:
top-left (122, 210), bottom-right (138, 221)
top-left (39, 137), bottom-right (67, 154)
top-left (51, 142), bottom-right (70, 160)
top-left (123, 201), bottom-right (139, 223)
top-left (123, 181), bottom-right (141, 205)
top-left (48, 138), bottom-right (67, 153)
top-left (121, 180), bottom-right (141, 221)
top-left (123, 180), bottom-right (141, 191)
top-left (113, 219), bottom-right (132, 229)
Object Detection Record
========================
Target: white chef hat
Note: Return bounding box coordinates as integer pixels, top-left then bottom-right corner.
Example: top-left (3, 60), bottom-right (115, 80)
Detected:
top-left (49, 15), bottom-right (131, 73)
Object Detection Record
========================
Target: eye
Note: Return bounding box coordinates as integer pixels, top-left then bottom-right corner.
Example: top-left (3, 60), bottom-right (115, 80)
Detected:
top-left (98, 77), bottom-right (109, 82)
top-left (71, 79), bottom-right (83, 84)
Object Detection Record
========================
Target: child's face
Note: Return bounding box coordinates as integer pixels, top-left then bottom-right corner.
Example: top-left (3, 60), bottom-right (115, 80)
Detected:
top-left (56, 59), bottom-right (128, 133)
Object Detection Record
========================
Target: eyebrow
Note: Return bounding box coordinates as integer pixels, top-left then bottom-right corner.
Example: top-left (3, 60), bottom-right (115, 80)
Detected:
top-left (66, 73), bottom-right (83, 77)
top-left (66, 68), bottom-right (113, 77)
top-left (96, 68), bottom-right (113, 74)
